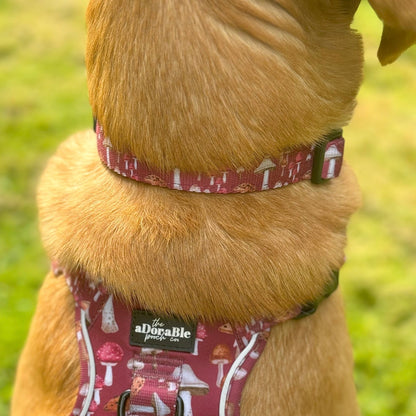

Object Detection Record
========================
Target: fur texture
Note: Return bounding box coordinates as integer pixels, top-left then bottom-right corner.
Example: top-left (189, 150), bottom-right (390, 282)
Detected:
top-left (12, 0), bottom-right (416, 415)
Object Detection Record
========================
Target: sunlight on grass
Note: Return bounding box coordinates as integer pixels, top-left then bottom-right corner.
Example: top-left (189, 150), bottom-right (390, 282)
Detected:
top-left (343, 4), bottom-right (416, 416)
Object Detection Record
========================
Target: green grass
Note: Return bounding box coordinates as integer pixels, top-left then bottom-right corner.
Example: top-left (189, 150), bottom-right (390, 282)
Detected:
top-left (1, 1), bottom-right (415, 415)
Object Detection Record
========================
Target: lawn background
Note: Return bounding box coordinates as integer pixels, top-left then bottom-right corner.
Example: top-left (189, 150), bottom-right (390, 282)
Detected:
top-left (1, 1), bottom-right (415, 415)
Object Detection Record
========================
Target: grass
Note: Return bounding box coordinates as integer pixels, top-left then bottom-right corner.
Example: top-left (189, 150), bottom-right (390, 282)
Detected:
top-left (0, 1), bottom-right (415, 415)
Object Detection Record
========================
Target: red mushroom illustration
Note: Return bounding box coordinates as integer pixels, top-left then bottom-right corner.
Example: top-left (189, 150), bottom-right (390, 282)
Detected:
top-left (101, 295), bottom-right (119, 334)
top-left (87, 400), bottom-right (98, 416)
top-left (288, 161), bottom-right (296, 179)
top-left (96, 342), bottom-right (124, 386)
top-left (210, 344), bottom-right (232, 387)
top-left (192, 323), bottom-right (207, 356)
top-left (93, 375), bottom-right (104, 405)
top-left (279, 153), bottom-right (288, 176)
top-left (295, 152), bottom-right (304, 173)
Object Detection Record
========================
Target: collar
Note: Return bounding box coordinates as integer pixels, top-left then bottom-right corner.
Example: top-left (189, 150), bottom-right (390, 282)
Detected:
top-left (95, 120), bottom-right (344, 193)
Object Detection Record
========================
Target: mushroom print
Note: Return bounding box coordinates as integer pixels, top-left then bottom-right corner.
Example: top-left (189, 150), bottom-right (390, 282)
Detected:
top-left (192, 323), bottom-right (207, 356)
top-left (96, 342), bottom-right (124, 386)
top-left (86, 400), bottom-right (98, 416)
top-left (254, 157), bottom-right (277, 190)
top-left (127, 358), bottom-right (145, 371)
top-left (101, 295), bottom-right (119, 334)
top-left (93, 375), bottom-right (104, 405)
top-left (324, 144), bottom-right (343, 178)
top-left (174, 364), bottom-right (209, 416)
top-left (210, 344), bottom-right (232, 388)
top-left (173, 168), bottom-right (183, 190)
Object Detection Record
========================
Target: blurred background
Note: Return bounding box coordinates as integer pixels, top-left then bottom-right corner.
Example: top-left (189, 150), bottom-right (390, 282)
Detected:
top-left (0, 1), bottom-right (415, 415)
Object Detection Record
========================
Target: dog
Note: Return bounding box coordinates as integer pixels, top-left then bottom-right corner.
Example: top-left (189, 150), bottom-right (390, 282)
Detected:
top-left (11, 1), bottom-right (416, 415)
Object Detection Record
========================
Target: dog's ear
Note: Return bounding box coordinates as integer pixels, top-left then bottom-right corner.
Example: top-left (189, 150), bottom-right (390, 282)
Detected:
top-left (368, 0), bottom-right (416, 65)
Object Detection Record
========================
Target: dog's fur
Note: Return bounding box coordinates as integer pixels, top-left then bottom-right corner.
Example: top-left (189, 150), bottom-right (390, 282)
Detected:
top-left (12, 1), bottom-right (416, 415)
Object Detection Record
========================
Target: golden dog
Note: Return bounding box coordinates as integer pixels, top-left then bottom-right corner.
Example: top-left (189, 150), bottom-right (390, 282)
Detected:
top-left (12, 1), bottom-right (416, 415)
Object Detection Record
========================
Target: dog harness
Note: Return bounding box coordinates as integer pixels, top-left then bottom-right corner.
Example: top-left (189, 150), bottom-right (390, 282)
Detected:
top-left (58, 267), bottom-right (339, 416)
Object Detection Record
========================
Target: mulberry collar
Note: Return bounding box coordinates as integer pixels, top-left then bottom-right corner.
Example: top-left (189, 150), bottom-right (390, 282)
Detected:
top-left (95, 120), bottom-right (344, 194)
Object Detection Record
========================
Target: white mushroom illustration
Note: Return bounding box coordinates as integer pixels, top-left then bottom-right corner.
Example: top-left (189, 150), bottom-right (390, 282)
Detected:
top-left (173, 364), bottom-right (209, 416)
top-left (127, 358), bottom-right (145, 371)
top-left (189, 184), bottom-right (201, 193)
top-left (254, 157), bottom-right (277, 190)
top-left (232, 340), bottom-right (241, 359)
top-left (233, 368), bottom-right (247, 381)
top-left (129, 392), bottom-right (170, 416)
top-left (173, 168), bottom-right (183, 190)
top-left (210, 344), bottom-right (232, 387)
top-left (101, 295), bottom-right (119, 333)
top-left (96, 342), bottom-right (124, 386)
top-left (324, 145), bottom-right (343, 178)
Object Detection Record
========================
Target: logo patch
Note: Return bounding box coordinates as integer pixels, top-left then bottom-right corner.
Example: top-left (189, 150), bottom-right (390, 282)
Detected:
top-left (130, 310), bottom-right (197, 353)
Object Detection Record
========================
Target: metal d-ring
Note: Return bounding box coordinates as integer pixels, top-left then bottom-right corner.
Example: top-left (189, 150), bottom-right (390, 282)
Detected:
top-left (117, 389), bottom-right (184, 416)
top-left (117, 390), bottom-right (131, 416)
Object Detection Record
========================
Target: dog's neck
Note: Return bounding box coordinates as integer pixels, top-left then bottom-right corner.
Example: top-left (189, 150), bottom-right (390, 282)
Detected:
top-left (96, 120), bottom-right (345, 193)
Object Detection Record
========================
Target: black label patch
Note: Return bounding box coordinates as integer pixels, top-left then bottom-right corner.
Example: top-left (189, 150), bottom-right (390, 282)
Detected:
top-left (130, 310), bottom-right (197, 353)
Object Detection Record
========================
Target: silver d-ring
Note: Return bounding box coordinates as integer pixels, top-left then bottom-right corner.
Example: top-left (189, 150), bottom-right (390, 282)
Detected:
top-left (117, 390), bottom-right (131, 416)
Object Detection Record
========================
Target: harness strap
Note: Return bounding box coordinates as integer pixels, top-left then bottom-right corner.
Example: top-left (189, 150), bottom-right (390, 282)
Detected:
top-left (129, 354), bottom-right (183, 416)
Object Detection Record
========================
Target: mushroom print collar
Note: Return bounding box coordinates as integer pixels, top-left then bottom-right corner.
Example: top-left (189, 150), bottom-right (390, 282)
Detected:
top-left (57, 266), bottom-right (338, 416)
top-left (95, 121), bottom-right (345, 193)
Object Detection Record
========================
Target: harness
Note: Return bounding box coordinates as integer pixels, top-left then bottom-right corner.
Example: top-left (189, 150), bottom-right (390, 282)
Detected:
top-left (58, 267), bottom-right (338, 416)
top-left (62, 123), bottom-right (344, 415)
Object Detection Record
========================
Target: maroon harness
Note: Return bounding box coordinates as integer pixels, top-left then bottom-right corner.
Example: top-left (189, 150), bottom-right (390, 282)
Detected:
top-left (59, 266), bottom-right (338, 416)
